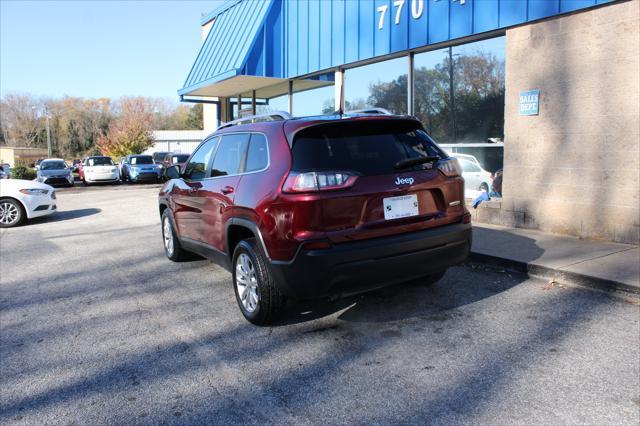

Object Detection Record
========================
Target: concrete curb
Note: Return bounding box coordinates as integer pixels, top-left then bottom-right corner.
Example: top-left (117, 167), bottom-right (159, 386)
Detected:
top-left (468, 251), bottom-right (640, 295)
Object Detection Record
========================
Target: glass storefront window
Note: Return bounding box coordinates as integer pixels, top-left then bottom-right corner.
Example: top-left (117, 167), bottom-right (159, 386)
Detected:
top-left (256, 94), bottom-right (289, 115)
top-left (344, 56), bottom-right (408, 114)
top-left (413, 37), bottom-right (505, 144)
top-left (292, 73), bottom-right (335, 117)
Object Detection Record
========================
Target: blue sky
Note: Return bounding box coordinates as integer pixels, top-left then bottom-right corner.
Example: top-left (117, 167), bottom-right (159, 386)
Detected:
top-left (0, 0), bottom-right (225, 100)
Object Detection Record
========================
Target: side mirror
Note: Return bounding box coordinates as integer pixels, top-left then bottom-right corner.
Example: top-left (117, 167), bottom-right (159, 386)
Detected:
top-left (164, 165), bottom-right (181, 180)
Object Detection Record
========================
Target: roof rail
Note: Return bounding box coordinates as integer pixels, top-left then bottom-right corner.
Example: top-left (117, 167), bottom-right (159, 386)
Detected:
top-left (344, 108), bottom-right (393, 115)
top-left (218, 111), bottom-right (292, 130)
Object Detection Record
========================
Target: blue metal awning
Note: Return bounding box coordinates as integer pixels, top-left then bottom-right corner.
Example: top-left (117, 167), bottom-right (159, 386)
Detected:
top-left (178, 0), bottom-right (278, 97)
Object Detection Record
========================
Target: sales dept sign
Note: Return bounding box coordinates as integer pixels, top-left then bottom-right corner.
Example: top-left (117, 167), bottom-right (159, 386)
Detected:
top-left (519, 90), bottom-right (540, 116)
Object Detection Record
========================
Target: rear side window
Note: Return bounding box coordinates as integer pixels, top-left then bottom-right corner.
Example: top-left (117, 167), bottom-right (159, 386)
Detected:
top-left (211, 134), bottom-right (249, 177)
top-left (292, 120), bottom-right (444, 176)
top-left (245, 134), bottom-right (268, 172)
top-left (184, 138), bottom-right (218, 181)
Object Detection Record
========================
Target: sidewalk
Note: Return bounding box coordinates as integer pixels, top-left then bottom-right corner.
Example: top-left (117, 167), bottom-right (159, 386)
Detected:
top-left (470, 223), bottom-right (640, 293)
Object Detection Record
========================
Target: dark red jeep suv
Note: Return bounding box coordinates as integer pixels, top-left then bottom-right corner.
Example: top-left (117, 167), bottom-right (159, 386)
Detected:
top-left (159, 112), bottom-right (471, 324)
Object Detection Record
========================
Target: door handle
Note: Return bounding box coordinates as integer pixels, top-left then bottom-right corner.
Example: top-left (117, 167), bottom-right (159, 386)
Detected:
top-left (221, 186), bottom-right (234, 195)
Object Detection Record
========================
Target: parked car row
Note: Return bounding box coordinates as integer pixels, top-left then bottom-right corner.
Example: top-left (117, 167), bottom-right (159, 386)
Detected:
top-left (73, 152), bottom-right (190, 185)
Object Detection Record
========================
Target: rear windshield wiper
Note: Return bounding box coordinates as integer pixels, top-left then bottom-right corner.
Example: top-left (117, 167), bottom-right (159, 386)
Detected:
top-left (394, 156), bottom-right (440, 170)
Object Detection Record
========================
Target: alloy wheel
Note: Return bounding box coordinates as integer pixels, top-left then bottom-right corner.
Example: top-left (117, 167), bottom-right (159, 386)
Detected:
top-left (163, 217), bottom-right (174, 256)
top-left (0, 202), bottom-right (19, 226)
top-left (235, 253), bottom-right (259, 313)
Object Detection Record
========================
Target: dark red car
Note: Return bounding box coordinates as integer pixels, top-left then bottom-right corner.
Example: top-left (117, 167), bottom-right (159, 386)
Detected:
top-left (159, 112), bottom-right (471, 324)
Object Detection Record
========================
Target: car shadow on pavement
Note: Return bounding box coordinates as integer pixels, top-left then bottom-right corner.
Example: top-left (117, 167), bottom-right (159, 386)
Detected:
top-left (275, 262), bottom-right (525, 326)
top-left (276, 230), bottom-right (545, 326)
top-left (30, 208), bottom-right (101, 224)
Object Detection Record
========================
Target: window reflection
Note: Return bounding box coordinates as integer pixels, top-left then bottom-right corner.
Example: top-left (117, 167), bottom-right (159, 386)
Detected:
top-left (293, 73), bottom-right (335, 116)
top-left (414, 37), bottom-right (505, 144)
top-left (344, 56), bottom-right (408, 114)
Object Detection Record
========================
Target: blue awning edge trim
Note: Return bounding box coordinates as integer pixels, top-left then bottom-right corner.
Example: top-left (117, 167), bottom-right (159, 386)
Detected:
top-left (178, 0), bottom-right (275, 97)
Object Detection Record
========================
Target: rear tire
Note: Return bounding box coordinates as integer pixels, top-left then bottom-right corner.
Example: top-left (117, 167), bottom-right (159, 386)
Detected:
top-left (232, 238), bottom-right (284, 325)
top-left (0, 198), bottom-right (25, 228)
top-left (161, 210), bottom-right (192, 262)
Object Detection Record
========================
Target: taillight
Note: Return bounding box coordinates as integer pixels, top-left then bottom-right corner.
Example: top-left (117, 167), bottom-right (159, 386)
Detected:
top-left (282, 171), bottom-right (358, 193)
top-left (437, 158), bottom-right (462, 177)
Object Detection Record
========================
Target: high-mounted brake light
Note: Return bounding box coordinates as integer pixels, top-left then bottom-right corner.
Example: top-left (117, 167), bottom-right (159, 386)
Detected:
top-left (437, 158), bottom-right (462, 178)
top-left (282, 171), bottom-right (358, 193)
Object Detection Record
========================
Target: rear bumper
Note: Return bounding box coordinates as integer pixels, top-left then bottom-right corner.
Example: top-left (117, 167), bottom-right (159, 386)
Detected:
top-left (269, 222), bottom-right (471, 299)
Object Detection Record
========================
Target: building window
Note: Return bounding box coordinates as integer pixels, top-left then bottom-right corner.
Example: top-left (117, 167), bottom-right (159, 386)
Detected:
top-left (413, 36), bottom-right (505, 144)
top-left (292, 73), bottom-right (335, 116)
top-left (257, 94), bottom-right (289, 115)
top-left (344, 56), bottom-right (408, 114)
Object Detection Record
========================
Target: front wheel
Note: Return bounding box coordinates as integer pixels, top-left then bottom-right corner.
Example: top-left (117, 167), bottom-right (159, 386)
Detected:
top-left (232, 239), bottom-right (284, 325)
top-left (161, 210), bottom-right (191, 262)
top-left (0, 198), bottom-right (25, 228)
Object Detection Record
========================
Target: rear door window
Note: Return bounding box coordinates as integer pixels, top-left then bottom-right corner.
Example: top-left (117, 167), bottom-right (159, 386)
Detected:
top-left (244, 134), bottom-right (268, 172)
top-left (292, 120), bottom-right (444, 176)
top-left (211, 134), bottom-right (249, 177)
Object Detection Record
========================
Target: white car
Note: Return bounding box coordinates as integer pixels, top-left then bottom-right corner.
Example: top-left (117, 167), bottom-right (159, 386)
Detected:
top-left (82, 156), bottom-right (120, 185)
top-left (452, 153), bottom-right (481, 167)
top-left (0, 179), bottom-right (57, 227)
top-left (456, 157), bottom-right (493, 192)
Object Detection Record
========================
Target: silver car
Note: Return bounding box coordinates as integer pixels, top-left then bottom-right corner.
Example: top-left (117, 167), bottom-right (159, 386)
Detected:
top-left (36, 159), bottom-right (74, 187)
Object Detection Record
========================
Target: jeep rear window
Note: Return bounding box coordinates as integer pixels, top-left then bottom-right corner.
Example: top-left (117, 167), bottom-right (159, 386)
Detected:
top-left (291, 120), bottom-right (445, 176)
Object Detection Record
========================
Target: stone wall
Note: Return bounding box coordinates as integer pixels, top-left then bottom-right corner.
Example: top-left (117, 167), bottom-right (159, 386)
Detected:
top-left (502, 0), bottom-right (639, 243)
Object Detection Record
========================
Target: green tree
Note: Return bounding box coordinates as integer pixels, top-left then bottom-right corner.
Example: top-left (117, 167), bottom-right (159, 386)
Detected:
top-left (185, 103), bottom-right (203, 129)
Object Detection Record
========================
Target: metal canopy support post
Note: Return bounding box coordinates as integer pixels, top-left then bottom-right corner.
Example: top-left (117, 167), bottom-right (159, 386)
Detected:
top-left (251, 90), bottom-right (257, 115)
top-left (407, 53), bottom-right (414, 116)
top-left (236, 94), bottom-right (242, 119)
top-left (287, 80), bottom-right (293, 114)
top-left (335, 68), bottom-right (344, 112)
top-left (448, 46), bottom-right (457, 143)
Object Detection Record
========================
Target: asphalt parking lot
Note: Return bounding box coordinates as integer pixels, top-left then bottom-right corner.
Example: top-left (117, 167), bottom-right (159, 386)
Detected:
top-left (1, 185), bottom-right (639, 425)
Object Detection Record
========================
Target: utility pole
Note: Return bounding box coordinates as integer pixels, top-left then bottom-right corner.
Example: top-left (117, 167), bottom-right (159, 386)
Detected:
top-left (45, 108), bottom-right (52, 158)
top-left (32, 106), bottom-right (52, 157)
top-left (448, 46), bottom-right (457, 143)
